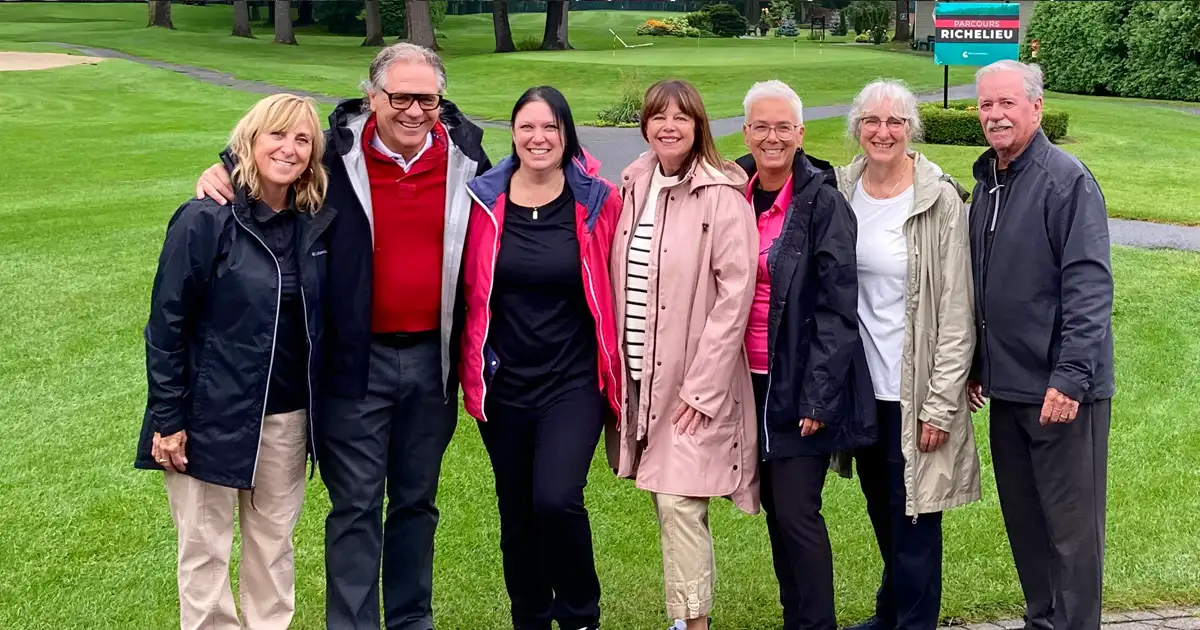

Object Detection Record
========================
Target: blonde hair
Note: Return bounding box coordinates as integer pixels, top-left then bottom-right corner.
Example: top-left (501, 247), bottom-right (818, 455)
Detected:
top-left (227, 93), bottom-right (328, 214)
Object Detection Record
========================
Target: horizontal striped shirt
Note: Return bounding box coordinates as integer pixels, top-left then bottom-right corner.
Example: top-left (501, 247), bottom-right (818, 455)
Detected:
top-left (626, 167), bottom-right (680, 381)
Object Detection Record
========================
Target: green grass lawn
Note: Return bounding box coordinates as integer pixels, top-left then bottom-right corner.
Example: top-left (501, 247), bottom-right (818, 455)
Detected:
top-left (0, 3), bottom-right (955, 121)
top-left (1, 57), bottom-right (1199, 629)
top-left (714, 94), bottom-right (1200, 225)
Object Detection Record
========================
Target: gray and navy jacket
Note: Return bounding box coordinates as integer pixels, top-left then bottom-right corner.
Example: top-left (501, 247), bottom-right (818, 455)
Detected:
top-left (968, 129), bottom-right (1115, 404)
top-left (322, 98), bottom-right (491, 400)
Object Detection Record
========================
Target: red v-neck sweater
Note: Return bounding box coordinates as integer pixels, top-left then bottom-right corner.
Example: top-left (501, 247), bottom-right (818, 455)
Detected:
top-left (363, 117), bottom-right (449, 333)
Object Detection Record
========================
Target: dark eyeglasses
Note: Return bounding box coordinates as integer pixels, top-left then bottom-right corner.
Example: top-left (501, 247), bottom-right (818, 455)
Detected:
top-left (380, 89), bottom-right (443, 112)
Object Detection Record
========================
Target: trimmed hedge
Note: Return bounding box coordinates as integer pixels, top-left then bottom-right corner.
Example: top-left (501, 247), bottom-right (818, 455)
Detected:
top-left (919, 103), bottom-right (1069, 146)
top-left (1024, 0), bottom-right (1200, 102)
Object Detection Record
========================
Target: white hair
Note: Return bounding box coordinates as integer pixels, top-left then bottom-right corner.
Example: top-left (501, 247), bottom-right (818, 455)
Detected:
top-left (360, 42), bottom-right (447, 98)
top-left (846, 78), bottom-right (923, 142)
top-left (743, 80), bottom-right (804, 125)
top-left (975, 60), bottom-right (1044, 101)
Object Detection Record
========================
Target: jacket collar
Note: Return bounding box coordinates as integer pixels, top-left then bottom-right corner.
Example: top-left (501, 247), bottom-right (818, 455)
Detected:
top-left (972, 127), bottom-right (1050, 182)
top-left (328, 97), bottom-right (487, 167)
top-left (466, 150), bottom-right (611, 230)
top-left (735, 149), bottom-right (834, 194)
top-left (621, 150), bottom-right (749, 195)
top-left (839, 150), bottom-right (969, 220)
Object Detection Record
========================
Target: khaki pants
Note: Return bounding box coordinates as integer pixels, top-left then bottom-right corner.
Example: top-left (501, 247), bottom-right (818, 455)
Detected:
top-left (164, 410), bottom-right (308, 630)
top-left (653, 493), bottom-right (714, 620)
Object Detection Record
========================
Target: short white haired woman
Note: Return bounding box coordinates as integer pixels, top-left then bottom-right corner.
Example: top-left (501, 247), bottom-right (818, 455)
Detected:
top-left (136, 93), bottom-right (333, 630)
top-left (833, 79), bottom-right (981, 630)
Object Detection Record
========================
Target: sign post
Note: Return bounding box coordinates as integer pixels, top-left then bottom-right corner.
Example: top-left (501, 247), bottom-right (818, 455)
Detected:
top-left (934, 2), bottom-right (1021, 107)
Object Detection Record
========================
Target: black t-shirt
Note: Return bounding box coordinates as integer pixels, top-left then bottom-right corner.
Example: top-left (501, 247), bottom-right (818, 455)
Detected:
top-left (487, 185), bottom-right (598, 408)
top-left (752, 183), bottom-right (780, 218)
top-left (252, 199), bottom-right (309, 416)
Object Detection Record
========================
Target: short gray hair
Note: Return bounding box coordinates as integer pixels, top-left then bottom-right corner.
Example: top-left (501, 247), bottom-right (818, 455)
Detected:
top-left (846, 78), bottom-right (923, 142)
top-left (975, 60), bottom-right (1044, 101)
top-left (361, 42), bottom-right (447, 98)
top-left (743, 80), bottom-right (804, 125)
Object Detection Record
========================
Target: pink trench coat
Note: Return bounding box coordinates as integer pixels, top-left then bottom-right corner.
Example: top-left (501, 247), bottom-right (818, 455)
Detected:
top-left (607, 152), bottom-right (761, 514)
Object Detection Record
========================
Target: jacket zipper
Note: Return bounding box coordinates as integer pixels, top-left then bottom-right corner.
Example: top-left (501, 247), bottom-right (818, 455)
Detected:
top-left (230, 209), bottom-right (281, 490)
top-left (581, 251), bottom-right (617, 407)
top-left (980, 159), bottom-right (1003, 393)
top-left (299, 285), bottom-right (316, 468)
top-left (466, 186), bottom-right (499, 422)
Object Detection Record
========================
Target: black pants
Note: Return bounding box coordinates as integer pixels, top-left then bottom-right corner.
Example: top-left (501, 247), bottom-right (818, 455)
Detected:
top-left (854, 400), bottom-right (944, 630)
top-left (990, 398), bottom-right (1110, 630)
top-left (317, 337), bottom-right (458, 630)
top-left (479, 384), bottom-right (606, 630)
top-left (754, 373), bottom-right (837, 630)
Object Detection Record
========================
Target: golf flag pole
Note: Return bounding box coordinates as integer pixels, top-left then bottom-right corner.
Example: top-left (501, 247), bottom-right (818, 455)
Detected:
top-left (793, 40), bottom-right (796, 59)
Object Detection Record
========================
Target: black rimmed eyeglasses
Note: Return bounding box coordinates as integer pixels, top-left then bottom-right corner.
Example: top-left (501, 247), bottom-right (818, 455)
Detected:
top-left (380, 89), bottom-right (443, 112)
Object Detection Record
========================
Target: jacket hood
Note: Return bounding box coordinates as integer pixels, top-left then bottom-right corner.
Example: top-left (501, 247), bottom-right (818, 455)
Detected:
top-left (466, 148), bottom-right (612, 231)
top-left (838, 151), bottom-right (970, 219)
top-left (327, 97), bottom-right (486, 164)
top-left (621, 150), bottom-right (748, 194)
top-left (735, 149), bottom-right (836, 190)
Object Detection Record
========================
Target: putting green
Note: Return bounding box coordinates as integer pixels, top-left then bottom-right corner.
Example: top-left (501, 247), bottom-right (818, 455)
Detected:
top-left (505, 42), bottom-right (894, 67)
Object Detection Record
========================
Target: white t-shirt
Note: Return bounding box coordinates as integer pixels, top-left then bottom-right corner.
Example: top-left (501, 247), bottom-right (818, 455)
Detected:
top-left (625, 166), bottom-right (681, 381)
top-left (850, 178), bottom-right (912, 401)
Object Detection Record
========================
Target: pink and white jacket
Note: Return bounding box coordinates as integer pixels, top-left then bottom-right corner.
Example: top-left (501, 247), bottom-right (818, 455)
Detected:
top-left (460, 152), bottom-right (624, 421)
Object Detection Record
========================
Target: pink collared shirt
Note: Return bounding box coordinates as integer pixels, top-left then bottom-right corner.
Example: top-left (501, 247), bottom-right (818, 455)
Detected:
top-left (744, 172), bottom-right (793, 374)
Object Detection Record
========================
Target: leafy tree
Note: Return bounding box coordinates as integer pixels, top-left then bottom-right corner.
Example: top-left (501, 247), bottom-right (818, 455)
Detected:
top-left (705, 3), bottom-right (748, 38)
top-left (492, 0), bottom-right (516, 53)
top-left (233, 0), bottom-right (254, 38)
top-left (274, 0), bottom-right (297, 44)
top-left (542, 0), bottom-right (572, 50)
top-left (147, 0), bottom-right (173, 28)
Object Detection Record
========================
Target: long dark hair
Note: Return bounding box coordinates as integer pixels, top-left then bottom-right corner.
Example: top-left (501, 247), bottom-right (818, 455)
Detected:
top-left (510, 85), bottom-right (582, 170)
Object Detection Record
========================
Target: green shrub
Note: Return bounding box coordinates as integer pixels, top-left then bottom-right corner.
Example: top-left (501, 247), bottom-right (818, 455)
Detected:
top-left (704, 3), bottom-right (748, 38)
top-left (832, 19), bottom-right (848, 36)
top-left (845, 0), bottom-right (891, 35)
top-left (1113, 0), bottom-right (1200, 102)
top-left (1023, 0), bottom-right (1200, 102)
top-left (918, 103), bottom-right (1069, 146)
top-left (515, 35), bottom-right (541, 52)
top-left (316, 0), bottom-right (363, 35)
top-left (870, 24), bottom-right (886, 44)
top-left (854, 32), bottom-right (871, 43)
top-left (685, 10), bottom-right (712, 33)
top-left (597, 70), bottom-right (644, 127)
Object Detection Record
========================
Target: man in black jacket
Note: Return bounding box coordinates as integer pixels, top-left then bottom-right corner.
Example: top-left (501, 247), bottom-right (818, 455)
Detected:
top-left (967, 60), bottom-right (1114, 630)
top-left (197, 44), bottom-right (491, 630)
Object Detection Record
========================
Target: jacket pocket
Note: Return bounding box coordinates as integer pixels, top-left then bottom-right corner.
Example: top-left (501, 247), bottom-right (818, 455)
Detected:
top-left (483, 344), bottom-right (499, 385)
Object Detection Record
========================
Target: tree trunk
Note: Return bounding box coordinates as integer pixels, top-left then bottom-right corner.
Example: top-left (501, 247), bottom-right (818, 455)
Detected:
top-left (541, 0), bottom-right (572, 50)
top-left (747, 0), bottom-right (761, 24)
top-left (794, 0), bottom-right (805, 26)
top-left (233, 1), bottom-right (255, 38)
top-left (892, 0), bottom-right (910, 41)
top-left (295, 0), bottom-right (313, 26)
top-left (404, 0), bottom-right (438, 50)
top-left (274, 0), bottom-right (297, 44)
top-left (147, 0), bottom-right (173, 29)
top-left (492, 0), bottom-right (515, 52)
top-left (363, 0), bottom-right (385, 46)
top-left (250, 2), bottom-right (261, 22)
top-left (267, 2), bottom-right (275, 24)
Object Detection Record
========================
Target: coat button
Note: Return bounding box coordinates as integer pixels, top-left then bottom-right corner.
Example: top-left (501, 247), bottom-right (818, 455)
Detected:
top-left (651, 414), bottom-right (657, 420)
top-left (733, 442), bottom-right (738, 448)
top-left (733, 465), bottom-right (739, 471)
top-left (694, 396), bottom-right (700, 401)
top-left (656, 361), bottom-right (662, 366)
top-left (661, 305), bottom-right (666, 310)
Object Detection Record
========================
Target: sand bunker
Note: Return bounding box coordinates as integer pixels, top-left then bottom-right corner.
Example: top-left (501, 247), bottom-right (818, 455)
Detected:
top-left (0, 51), bottom-right (105, 72)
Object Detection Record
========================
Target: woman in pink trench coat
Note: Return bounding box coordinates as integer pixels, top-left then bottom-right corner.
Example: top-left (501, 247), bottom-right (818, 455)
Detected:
top-left (608, 79), bottom-right (759, 630)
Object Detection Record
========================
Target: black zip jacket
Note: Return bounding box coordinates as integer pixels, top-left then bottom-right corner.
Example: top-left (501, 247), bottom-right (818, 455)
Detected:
top-left (135, 152), bottom-right (336, 489)
top-left (321, 98), bottom-right (491, 399)
top-left (969, 129), bottom-right (1115, 404)
top-left (736, 151), bottom-right (877, 460)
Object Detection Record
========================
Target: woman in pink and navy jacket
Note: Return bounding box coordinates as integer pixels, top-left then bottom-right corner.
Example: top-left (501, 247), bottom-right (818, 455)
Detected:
top-left (459, 85), bottom-right (622, 630)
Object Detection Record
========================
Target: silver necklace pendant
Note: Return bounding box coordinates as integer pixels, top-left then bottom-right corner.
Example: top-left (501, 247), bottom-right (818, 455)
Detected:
top-left (532, 207), bottom-right (539, 220)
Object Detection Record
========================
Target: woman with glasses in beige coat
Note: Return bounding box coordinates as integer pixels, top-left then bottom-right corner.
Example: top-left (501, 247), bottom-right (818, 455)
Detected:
top-left (833, 79), bottom-right (981, 630)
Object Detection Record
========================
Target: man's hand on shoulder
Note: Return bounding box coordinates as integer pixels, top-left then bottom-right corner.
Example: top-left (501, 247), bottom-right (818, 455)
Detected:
top-left (196, 163), bottom-right (234, 206)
